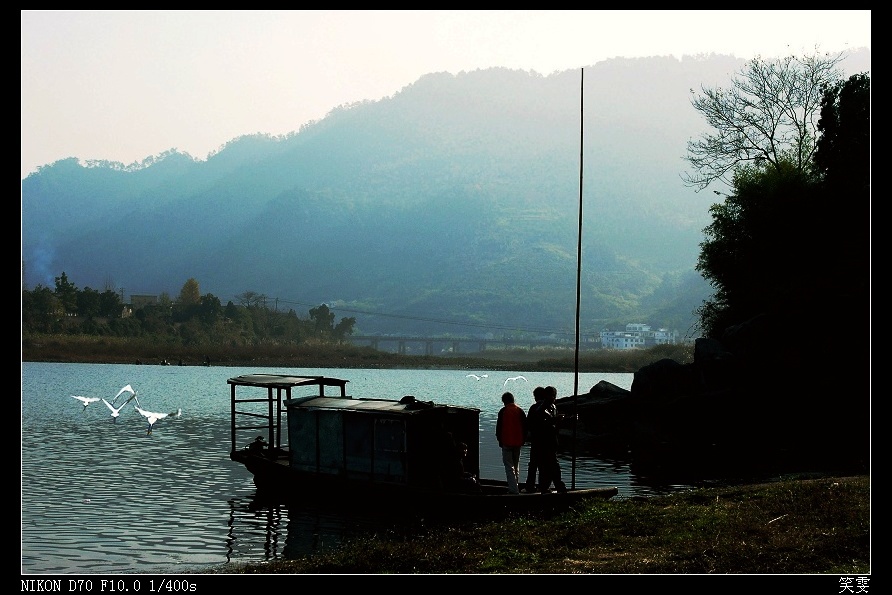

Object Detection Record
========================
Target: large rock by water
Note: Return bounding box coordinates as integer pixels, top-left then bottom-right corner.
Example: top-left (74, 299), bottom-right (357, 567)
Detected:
top-left (555, 380), bottom-right (637, 445)
top-left (557, 313), bottom-right (869, 477)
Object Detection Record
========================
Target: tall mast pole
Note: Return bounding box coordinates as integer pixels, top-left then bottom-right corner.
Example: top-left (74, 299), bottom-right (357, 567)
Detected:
top-left (572, 67), bottom-right (584, 489)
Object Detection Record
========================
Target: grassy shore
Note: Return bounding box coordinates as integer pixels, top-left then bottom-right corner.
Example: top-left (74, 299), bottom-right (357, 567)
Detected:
top-left (198, 474), bottom-right (869, 574)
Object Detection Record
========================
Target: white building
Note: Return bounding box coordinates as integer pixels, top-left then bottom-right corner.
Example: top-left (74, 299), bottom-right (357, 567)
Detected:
top-left (599, 323), bottom-right (678, 350)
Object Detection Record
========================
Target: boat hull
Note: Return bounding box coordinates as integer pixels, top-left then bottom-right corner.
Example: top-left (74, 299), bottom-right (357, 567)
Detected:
top-left (231, 449), bottom-right (617, 517)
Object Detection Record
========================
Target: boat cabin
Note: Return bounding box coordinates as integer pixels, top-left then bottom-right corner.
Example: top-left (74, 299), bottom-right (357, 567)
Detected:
top-left (228, 374), bottom-right (480, 491)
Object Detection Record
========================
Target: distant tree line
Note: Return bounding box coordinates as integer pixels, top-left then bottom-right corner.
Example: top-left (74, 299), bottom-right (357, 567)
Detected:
top-left (21, 274), bottom-right (356, 348)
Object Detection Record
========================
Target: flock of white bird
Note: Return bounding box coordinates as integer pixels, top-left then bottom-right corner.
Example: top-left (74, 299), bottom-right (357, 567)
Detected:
top-left (70, 384), bottom-right (181, 434)
top-left (465, 374), bottom-right (529, 388)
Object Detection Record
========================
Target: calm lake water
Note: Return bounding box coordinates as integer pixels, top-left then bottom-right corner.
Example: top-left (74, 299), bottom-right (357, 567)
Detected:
top-left (21, 361), bottom-right (723, 575)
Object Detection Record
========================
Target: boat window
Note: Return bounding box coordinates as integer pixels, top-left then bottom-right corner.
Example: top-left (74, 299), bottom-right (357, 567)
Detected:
top-left (289, 409), bottom-right (317, 472)
top-left (373, 419), bottom-right (406, 483)
top-left (317, 411), bottom-right (344, 475)
top-left (345, 415), bottom-right (374, 476)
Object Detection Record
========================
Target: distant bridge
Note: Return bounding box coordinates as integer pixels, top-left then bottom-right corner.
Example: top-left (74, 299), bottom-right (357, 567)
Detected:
top-left (348, 335), bottom-right (599, 356)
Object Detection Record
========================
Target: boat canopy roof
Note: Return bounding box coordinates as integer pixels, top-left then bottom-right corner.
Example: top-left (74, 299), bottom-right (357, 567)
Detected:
top-left (285, 395), bottom-right (479, 415)
top-left (227, 374), bottom-right (349, 391)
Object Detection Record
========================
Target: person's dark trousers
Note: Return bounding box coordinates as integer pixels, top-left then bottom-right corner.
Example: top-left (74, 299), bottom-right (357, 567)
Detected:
top-left (524, 445), bottom-right (538, 491)
top-left (537, 450), bottom-right (567, 493)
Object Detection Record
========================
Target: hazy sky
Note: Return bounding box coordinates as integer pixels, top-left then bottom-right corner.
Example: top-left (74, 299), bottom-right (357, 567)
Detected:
top-left (21, 10), bottom-right (871, 180)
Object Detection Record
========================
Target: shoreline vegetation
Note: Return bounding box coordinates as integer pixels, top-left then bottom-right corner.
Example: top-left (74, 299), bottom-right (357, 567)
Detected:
top-left (21, 334), bottom-right (693, 372)
top-left (199, 475), bottom-right (869, 575)
top-left (23, 336), bottom-right (870, 574)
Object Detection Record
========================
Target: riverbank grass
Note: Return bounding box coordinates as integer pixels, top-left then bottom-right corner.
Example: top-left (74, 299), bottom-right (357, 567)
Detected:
top-left (205, 474), bottom-right (869, 574)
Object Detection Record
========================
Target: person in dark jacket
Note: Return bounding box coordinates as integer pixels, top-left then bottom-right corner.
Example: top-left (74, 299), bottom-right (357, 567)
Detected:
top-left (438, 431), bottom-right (480, 493)
top-left (496, 391), bottom-right (527, 494)
top-left (248, 435), bottom-right (266, 454)
top-left (454, 441), bottom-right (480, 493)
top-left (523, 386), bottom-right (546, 493)
top-left (532, 386), bottom-right (567, 494)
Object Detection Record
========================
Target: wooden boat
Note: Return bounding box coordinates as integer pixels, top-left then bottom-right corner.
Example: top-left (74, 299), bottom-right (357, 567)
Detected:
top-left (228, 373), bottom-right (617, 516)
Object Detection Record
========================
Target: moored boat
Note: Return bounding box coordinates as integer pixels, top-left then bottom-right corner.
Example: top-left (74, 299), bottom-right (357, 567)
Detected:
top-left (228, 373), bottom-right (617, 516)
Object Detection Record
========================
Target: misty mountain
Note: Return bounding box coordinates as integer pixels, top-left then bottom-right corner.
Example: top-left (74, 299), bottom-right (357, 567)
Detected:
top-left (21, 51), bottom-right (870, 339)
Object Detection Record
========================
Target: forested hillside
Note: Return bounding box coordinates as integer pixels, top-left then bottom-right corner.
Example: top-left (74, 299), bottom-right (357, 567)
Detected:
top-left (21, 50), bottom-right (870, 339)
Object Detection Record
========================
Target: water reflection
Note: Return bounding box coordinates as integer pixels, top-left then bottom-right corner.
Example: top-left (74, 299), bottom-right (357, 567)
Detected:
top-left (226, 490), bottom-right (435, 565)
top-left (222, 440), bottom-right (700, 568)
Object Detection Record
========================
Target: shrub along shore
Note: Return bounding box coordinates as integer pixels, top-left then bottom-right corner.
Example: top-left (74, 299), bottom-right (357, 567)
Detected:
top-left (21, 334), bottom-right (692, 372)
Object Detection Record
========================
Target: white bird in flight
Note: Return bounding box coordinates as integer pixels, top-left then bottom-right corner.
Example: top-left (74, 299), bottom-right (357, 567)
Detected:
top-left (101, 392), bottom-right (139, 422)
top-left (70, 395), bottom-right (100, 411)
top-left (503, 376), bottom-right (528, 387)
top-left (134, 405), bottom-right (182, 434)
top-left (466, 374), bottom-right (488, 381)
top-left (111, 384), bottom-right (136, 405)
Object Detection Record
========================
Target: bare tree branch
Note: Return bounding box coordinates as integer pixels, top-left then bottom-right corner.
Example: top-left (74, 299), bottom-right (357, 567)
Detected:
top-left (682, 50), bottom-right (845, 192)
